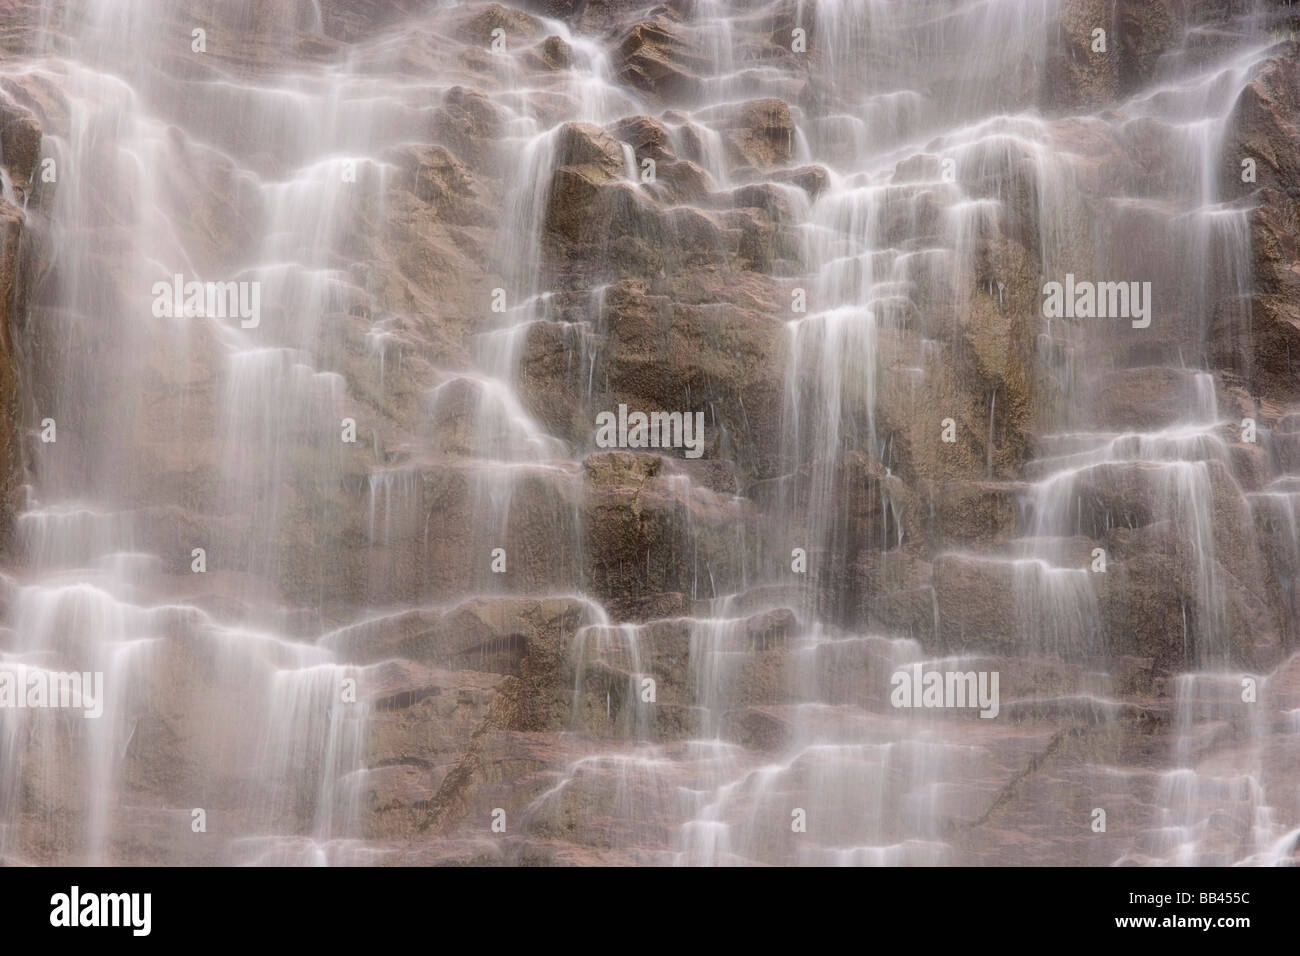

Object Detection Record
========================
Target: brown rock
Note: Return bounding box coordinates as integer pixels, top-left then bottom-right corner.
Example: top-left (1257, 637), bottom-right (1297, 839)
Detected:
top-left (612, 17), bottom-right (702, 103)
top-left (716, 98), bottom-right (795, 173)
top-left (0, 96), bottom-right (40, 183)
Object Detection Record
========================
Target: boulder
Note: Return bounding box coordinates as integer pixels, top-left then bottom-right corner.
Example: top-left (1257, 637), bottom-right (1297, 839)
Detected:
top-left (612, 16), bottom-right (703, 103)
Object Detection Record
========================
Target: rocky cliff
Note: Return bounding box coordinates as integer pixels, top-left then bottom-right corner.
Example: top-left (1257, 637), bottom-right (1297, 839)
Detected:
top-left (0, 0), bottom-right (1298, 866)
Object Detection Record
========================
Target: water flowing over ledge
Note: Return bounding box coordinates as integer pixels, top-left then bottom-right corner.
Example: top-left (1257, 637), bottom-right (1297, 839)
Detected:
top-left (0, 0), bottom-right (1297, 866)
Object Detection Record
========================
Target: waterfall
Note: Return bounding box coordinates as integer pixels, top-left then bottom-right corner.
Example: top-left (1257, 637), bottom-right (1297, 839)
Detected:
top-left (0, 0), bottom-right (1297, 867)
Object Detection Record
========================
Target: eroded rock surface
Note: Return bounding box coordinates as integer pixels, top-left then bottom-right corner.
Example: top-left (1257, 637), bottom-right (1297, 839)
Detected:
top-left (1, 0), bottom-right (1298, 867)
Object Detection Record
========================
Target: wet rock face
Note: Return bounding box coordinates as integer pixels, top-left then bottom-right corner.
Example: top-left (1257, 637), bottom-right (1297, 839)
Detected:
top-left (0, 94), bottom-right (34, 544)
top-left (1045, 0), bottom-right (1180, 110)
top-left (614, 16), bottom-right (704, 103)
top-left (1240, 191), bottom-right (1300, 405)
top-left (395, 0), bottom-right (1298, 864)
top-left (714, 98), bottom-right (796, 173)
top-left (2, 0), bottom-right (1300, 867)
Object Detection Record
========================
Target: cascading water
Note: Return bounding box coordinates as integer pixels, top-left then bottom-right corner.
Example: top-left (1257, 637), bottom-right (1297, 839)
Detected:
top-left (0, 0), bottom-right (1296, 867)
